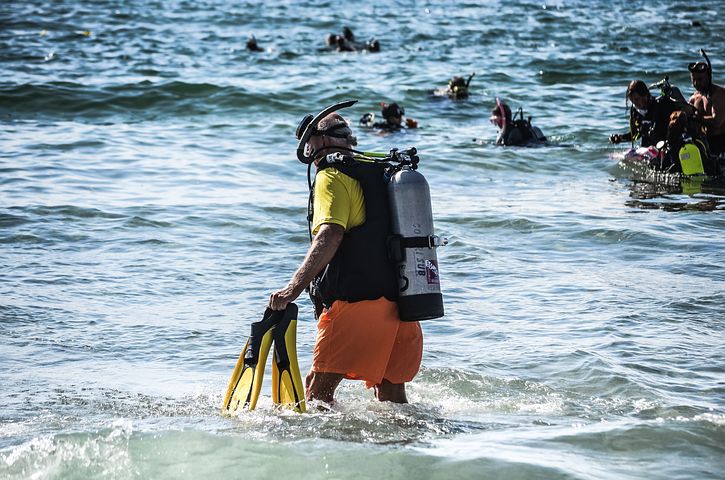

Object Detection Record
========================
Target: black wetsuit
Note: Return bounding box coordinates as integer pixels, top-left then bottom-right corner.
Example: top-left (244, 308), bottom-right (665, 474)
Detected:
top-left (706, 133), bottom-right (725, 156)
top-left (310, 161), bottom-right (397, 311)
top-left (630, 96), bottom-right (683, 147)
top-left (498, 121), bottom-right (546, 146)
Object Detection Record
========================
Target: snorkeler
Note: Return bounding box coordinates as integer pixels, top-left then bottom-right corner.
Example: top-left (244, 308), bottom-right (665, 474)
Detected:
top-left (445, 73), bottom-right (475, 100)
top-left (324, 27), bottom-right (380, 53)
top-left (490, 98), bottom-right (546, 146)
top-left (431, 73), bottom-right (475, 100)
top-left (655, 110), bottom-right (717, 176)
top-left (246, 35), bottom-right (264, 52)
top-left (359, 102), bottom-right (418, 131)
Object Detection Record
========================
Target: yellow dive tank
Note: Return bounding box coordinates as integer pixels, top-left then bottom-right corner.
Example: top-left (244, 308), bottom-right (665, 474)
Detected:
top-left (678, 142), bottom-right (705, 175)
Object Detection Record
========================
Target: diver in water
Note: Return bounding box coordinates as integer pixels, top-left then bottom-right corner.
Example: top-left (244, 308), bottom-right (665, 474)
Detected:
top-left (359, 102), bottom-right (418, 131)
top-left (689, 49), bottom-right (725, 157)
top-left (490, 98), bottom-right (546, 146)
top-left (325, 33), bottom-right (355, 52)
top-left (609, 80), bottom-right (683, 148)
top-left (656, 110), bottom-right (717, 176)
top-left (246, 35), bottom-right (264, 52)
top-left (431, 73), bottom-right (475, 100)
top-left (444, 73), bottom-right (475, 100)
top-left (325, 27), bottom-right (380, 53)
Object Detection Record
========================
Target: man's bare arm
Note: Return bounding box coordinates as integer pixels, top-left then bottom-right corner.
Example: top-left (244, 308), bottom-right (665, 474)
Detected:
top-left (269, 223), bottom-right (344, 310)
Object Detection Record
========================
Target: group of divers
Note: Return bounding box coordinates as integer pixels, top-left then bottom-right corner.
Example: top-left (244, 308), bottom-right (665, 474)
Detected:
top-left (221, 38), bottom-right (725, 415)
top-left (250, 30), bottom-right (725, 180)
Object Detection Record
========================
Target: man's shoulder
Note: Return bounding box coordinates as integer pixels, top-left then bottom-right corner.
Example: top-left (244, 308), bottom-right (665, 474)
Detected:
top-left (316, 167), bottom-right (362, 194)
top-left (317, 166), bottom-right (355, 182)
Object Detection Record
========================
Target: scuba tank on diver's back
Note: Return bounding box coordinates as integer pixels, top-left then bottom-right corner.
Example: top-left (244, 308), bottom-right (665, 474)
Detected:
top-left (322, 146), bottom-right (447, 321)
top-left (385, 148), bottom-right (446, 321)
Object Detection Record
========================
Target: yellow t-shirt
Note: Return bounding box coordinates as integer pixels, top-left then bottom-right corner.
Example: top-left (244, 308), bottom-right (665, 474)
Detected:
top-left (312, 167), bottom-right (366, 235)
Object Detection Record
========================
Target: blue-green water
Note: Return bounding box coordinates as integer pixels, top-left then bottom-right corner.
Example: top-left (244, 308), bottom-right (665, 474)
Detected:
top-left (2, 1), bottom-right (724, 479)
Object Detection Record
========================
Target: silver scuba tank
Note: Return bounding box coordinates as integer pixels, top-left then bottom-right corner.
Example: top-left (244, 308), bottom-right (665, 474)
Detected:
top-left (388, 166), bottom-right (445, 321)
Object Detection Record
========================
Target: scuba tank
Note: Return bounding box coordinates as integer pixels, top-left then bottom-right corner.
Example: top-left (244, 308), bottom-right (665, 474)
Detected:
top-left (678, 140), bottom-right (706, 176)
top-left (322, 148), bottom-right (447, 321)
top-left (387, 150), bottom-right (446, 321)
top-left (508, 107), bottom-right (546, 145)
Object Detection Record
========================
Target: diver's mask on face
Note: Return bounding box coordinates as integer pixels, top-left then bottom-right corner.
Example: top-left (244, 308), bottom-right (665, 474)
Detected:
top-left (302, 122), bottom-right (357, 160)
top-left (313, 122), bottom-right (353, 140)
top-left (635, 107), bottom-right (648, 116)
top-left (688, 61), bottom-right (709, 74)
top-left (489, 114), bottom-right (504, 129)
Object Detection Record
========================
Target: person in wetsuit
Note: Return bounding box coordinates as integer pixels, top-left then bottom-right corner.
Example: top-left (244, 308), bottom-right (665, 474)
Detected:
top-left (325, 27), bottom-right (380, 53)
top-left (609, 80), bottom-right (682, 148)
top-left (490, 99), bottom-right (547, 146)
top-left (359, 102), bottom-right (418, 131)
top-left (657, 110), bottom-right (717, 175)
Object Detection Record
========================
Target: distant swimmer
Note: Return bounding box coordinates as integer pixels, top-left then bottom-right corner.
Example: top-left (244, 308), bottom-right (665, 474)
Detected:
top-left (432, 73), bottom-right (475, 100)
top-left (689, 49), bottom-right (725, 157)
top-left (490, 98), bottom-right (546, 146)
top-left (246, 35), bottom-right (264, 52)
top-left (359, 102), bottom-right (418, 131)
top-left (325, 27), bottom-right (380, 53)
top-left (609, 79), bottom-right (683, 148)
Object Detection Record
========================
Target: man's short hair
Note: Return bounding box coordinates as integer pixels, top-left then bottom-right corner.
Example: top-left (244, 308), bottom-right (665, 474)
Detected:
top-left (317, 113), bottom-right (346, 131)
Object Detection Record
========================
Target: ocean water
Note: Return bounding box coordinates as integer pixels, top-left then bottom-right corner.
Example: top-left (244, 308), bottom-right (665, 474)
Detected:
top-left (2, 0), bottom-right (725, 479)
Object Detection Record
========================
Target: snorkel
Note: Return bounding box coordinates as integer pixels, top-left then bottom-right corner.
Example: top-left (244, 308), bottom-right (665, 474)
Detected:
top-left (701, 48), bottom-right (713, 96)
top-left (466, 72), bottom-right (475, 89)
top-left (296, 99), bottom-right (357, 164)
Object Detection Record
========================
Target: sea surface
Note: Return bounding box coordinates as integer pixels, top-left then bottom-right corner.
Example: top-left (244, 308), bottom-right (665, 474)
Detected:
top-left (2, 1), bottom-right (724, 479)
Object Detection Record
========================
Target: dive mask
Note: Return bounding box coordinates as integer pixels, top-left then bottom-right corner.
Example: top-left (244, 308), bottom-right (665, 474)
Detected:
top-left (688, 61), bottom-right (709, 73)
top-left (489, 97), bottom-right (506, 129)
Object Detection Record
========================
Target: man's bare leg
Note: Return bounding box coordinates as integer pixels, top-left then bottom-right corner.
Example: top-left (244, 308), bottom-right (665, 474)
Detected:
top-left (306, 371), bottom-right (344, 404)
top-left (374, 379), bottom-right (408, 403)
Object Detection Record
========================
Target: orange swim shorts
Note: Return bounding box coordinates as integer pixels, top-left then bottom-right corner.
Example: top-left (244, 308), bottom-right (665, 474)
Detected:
top-left (311, 297), bottom-right (423, 388)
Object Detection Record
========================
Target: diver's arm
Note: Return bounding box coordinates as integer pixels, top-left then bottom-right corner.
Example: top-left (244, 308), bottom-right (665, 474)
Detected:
top-left (269, 223), bottom-right (344, 310)
top-left (703, 90), bottom-right (725, 132)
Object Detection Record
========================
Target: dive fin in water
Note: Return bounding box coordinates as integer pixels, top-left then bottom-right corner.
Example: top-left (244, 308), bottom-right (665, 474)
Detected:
top-left (222, 303), bottom-right (306, 414)
top-left (271, 303), bottom-right (307, 413)
top-left (222, 307), bottom-right (279, 413)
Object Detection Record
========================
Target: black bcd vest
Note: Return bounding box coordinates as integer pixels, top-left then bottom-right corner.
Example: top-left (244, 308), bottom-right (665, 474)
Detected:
top-left (310, 160), bottom-right (398, 310)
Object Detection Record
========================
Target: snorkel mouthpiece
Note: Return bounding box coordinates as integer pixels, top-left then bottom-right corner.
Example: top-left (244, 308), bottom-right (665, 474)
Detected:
top-left (296, 100), bottom-right (358, 164)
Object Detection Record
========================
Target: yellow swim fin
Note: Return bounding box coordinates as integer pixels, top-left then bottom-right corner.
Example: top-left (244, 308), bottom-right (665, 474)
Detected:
top-left (222, 308), bottom-right (279, 414)
top-left (271, 303), bottom-right (306, 413)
